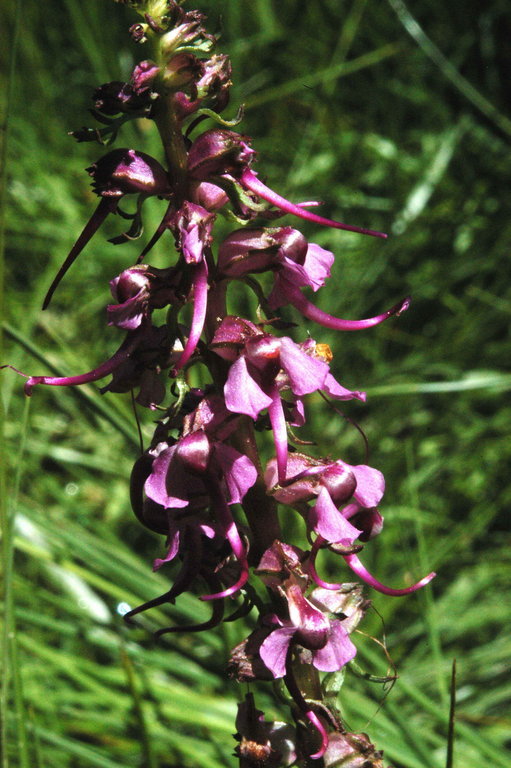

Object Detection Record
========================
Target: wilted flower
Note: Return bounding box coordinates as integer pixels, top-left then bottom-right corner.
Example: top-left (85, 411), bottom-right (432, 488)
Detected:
top-left (234, 694), bottom-right (296, 768)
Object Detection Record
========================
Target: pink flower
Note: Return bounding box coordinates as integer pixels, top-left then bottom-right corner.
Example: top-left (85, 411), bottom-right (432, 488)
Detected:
top-left (259, 584), bottom-right (357, 679)
top-left (212, 317), bottom-right (365, 482)
top-left (43, 149), bottom-right (171, 309)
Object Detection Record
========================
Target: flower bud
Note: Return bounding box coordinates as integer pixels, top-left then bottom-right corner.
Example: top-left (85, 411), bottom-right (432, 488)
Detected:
top-left (188, 129), bottom-right (256, 180)
top-left (110, 265), bottom-right (151, 304)
top-left (92, 81), bottom-right (152, 116)
top-left (175, 431), bottom-right (212, 475)
top-left (195, 54), bottom-right (232, 110)
top-left (189, 181), bottom-right (229, 211)
top-left (131, 60), bottom-right (161, 93)
top-left (161, 52), bottom-right (203, 90)
top-left (129, 22), bottom-right (148, 44)
top-left (170, 201), bottom-right (214, 264)
top-left (210, 316), bottom-right (261, 361)
top-left (88, 149), bottom-right (171, 198)
top-left (322, 731), bottom-right (385, 768)
top-left (108, 265), bottom-right (152, 330)
top-left (159, 10), bottom-right (207, 58)
top-left (234, 694), bottom-right (296, 768)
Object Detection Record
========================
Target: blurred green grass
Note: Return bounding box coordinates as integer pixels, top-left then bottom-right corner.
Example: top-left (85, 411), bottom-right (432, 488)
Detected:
top-left (1, 0), bottom-right (510, 766)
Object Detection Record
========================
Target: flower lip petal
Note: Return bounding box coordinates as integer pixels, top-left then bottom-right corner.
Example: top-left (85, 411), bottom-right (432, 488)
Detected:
top-left (278, 337), bottom-right (329, 396)
top-left (259, 626), bottom-right (296, 678)
top-left (312, 620), bottom-right (357, 672)
top-left (310, 487), bottom-right (362, 544)
top-left (224, 355), bottom-right (273, 419)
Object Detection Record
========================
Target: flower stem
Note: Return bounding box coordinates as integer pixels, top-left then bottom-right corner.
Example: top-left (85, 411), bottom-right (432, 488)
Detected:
top-left (153, 96), bottom-right (188, 202)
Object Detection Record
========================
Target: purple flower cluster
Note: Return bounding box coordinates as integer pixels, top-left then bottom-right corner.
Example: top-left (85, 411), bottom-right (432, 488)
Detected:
top-left (3, 1), bottom-right (435, 764)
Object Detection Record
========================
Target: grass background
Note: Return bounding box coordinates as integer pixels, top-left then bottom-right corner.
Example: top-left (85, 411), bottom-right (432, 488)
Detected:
top-left (1, 0), bottom-right (510, 766)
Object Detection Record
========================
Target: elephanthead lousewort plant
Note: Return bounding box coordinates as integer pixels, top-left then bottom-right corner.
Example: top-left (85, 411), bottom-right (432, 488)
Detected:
top-left (3, 1), bottom-right (436, 764)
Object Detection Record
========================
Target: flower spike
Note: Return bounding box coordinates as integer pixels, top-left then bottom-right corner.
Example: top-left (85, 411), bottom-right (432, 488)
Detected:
top-left (6, 4), bottom-right (440, 764)
top-left (240, 169), bottom-right (388, 240)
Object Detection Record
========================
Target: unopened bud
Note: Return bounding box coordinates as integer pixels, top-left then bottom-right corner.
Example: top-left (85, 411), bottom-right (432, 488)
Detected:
top-left (87, 148), bottom-right (171, 198)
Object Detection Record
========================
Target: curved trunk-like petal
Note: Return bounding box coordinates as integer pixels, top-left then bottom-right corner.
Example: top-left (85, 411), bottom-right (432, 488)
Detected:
top-left (43, 197), bottom-right (117, 309)
top-left (201, 483), bottom-right (249, 601)
top-left (23, 332), bottom-right (141, 396)
top-left (284, 287), bottom-right (410, 331)
top-left (343, 553), bottom-right (436, 595)
top-left (240, 169), bottom-right (387, 240)
top-left (124, 532), bottom-right (202, 624)
top-left (267, 386), bottom-right (289, 485)
top-left (306, 710), bottom-right (330, 760)
top-left (156, 574), bottom-right (225, 636)
top-left (308, 535), bottom-right (362, 590)
top-left (201, 565), bottom-right (249, 601)
top-left (137, 200), bottom-right (174, 262)
top-left (172, 259), bottom-right (209, 373)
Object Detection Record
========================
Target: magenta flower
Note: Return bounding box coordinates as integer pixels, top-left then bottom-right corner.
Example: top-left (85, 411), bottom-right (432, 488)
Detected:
top-left (212, 317), bottom-right (365, 482)
top-left (167, 202), bottom-right (215, 372)
top-left (217, 225), bottom-right (410, 332)
top-left (5, 322), bottom-right (172, 408)
top-left (43, 149), bottom-right (171, 309)
top-left (170, 53), bottom-right (232, 121)
top-left (265, 452), bottom-right (383, 546)
top-left (217, 225), bottom-right (337, 313)
top-left (143, 395), bottom-right (258, 599)
top-left (107, 263), bottom-right (183, 330)
top-left (259, 583), bottom-right (357, 679)
top-left (188, 129), bottom-right (387, 239)
top-left (144, 430), bottom-right (256, 511)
